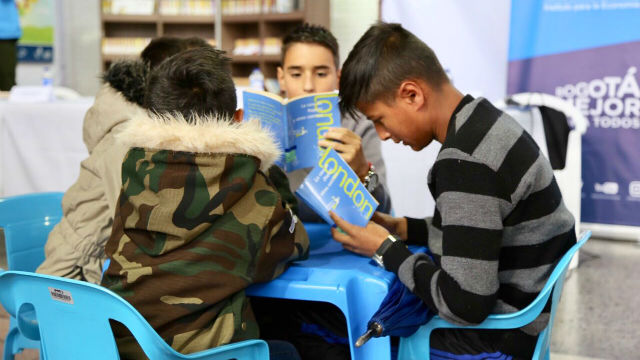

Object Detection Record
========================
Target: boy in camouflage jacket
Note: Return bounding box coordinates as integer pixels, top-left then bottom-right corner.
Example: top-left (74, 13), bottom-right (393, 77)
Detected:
top-left (101, 47), bottom-right (309, 356)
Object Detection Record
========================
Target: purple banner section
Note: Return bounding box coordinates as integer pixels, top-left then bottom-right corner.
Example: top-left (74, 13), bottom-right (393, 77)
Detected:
top-left (508, 40), bottom-right (640, 226)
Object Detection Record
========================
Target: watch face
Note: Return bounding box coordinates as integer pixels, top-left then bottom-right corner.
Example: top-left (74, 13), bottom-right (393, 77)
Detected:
top-left (367, 172), bottom-right (379, 192)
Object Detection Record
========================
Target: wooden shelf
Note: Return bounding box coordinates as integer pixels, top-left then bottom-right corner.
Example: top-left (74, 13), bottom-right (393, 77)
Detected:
top-left (102, 14), bottom-right (158, 23)
top-left (102, 54), bottom-right (139, 62)
top-left (231, 54), bottom-right (281, 63)
top-left (231, 55), bottom-right (261, 63)
top-left (221, 13), bottom-right (261, 23)
top-left (159, 15), bottom-right (214, 24)
top-left (262, 11), bottom-right (304, 22)
top-left (100, 0), bottom-right (330, 76)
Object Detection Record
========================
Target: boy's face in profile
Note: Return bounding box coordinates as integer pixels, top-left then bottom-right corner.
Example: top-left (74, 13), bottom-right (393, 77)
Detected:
top-left (358, 95), bottom-right (433, 152)
top-left (278, 43), bottom-right (339, 99)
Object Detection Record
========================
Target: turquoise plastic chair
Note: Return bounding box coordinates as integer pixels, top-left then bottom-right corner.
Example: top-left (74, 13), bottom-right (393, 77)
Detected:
top-left (0, 192), bottom-right (63, 272)
top-left (397, 231), bottom-right (592, 360)
top-left (0, 269), bottom-right (270, 359)
top-left (0, 192), bottom-right (64, 360)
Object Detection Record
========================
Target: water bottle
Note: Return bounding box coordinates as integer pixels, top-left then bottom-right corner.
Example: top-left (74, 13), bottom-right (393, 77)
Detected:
top-left (249, 68), bottom-right (264, 90)
top-left (42, 66), bottom-right (54, 87)
top-left (42, 66), bottom-right (54, 101)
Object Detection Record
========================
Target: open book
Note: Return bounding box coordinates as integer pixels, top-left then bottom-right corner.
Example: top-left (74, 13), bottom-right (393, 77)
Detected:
top-left (242, 89), bottom-right (340, 172)
top-left (296, 147), bottom-right (378, 227)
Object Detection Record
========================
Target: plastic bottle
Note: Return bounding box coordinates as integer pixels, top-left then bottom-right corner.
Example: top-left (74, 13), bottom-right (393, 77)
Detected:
top-left (42, 66), bottom-right (54, 87)
top-left (249, 68), bottom-right (264, 90)
top-left (42, 66), bottom-right (54, 101)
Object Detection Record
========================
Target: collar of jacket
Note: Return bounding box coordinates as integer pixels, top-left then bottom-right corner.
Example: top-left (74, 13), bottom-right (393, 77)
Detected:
top-left (117, 111), bottom-right (282, 172)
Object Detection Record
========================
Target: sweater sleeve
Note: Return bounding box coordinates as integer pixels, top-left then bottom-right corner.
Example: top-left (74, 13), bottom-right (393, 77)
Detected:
top-left (381, 159), bottom-right (504, 325)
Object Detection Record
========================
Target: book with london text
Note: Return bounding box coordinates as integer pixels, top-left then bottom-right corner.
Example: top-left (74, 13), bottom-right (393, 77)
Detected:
top-left (296, 147), bottom-right (378, 227)
top-left (242, 89), bottom-right (340, 172)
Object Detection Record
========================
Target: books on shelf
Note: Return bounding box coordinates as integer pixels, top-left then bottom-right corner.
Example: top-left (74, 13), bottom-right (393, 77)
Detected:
top-left (102, 38), bottom-right (152, 56)
top-left (103, 0), bottom-right (155, 15)
top-left (159, 0), bottom-right (216, 15)
top-left (222, 0), bottom-right (261, 14)
top-left (242, 89), bottom-right (340, 171)
top-left (233, 38), bottom-right (261, 56)
top-left (296, 147), bottom-right (378, 227)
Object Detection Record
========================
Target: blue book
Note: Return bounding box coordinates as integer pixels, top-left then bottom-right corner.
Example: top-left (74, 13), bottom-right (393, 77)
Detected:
top-left (296, 147), bottom-right (379, 227)
top-left (242, 89), bottom-right (340, 172)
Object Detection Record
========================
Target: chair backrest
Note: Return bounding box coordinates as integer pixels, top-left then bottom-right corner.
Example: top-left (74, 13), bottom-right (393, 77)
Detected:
top-left (0, 192), bottom-right (64, 271)
top-left (0, 270), bottom-right (270, 360)
top-left (531, 230), bottom-right (591, 359)
top-left (397, 231), bottom-right (591, 360)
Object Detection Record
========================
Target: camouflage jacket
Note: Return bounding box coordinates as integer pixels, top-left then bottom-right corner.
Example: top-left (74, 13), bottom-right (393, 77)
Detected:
top-left (101, 113), bottom-right (309, 355)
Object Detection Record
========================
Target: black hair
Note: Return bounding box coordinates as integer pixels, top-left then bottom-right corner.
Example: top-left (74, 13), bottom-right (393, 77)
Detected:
top-left (281, 23), bottom-right (339, 69)
top-left (140, 37), bottom-right (186, 69)
top-left (339, 22), bottom-right (448, 119)
top-left (144, 47), bottom-right (237, 120)
top-left (102, 60), bottom-right (149, 106)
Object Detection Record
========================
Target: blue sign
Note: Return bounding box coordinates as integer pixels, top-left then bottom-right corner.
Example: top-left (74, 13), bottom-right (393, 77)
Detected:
top-left (508, 0), bottom-right (640, 226)
top-left (17, 45), bottom-right (54, 63)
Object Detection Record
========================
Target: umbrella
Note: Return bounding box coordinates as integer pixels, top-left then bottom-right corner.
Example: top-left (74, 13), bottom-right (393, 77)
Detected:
top-left (355, 275), bottom-right (434, 347)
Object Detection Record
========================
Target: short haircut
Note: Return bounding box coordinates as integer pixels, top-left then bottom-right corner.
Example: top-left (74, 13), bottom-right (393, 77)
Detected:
top-left (140, 37), bottom-right (185, 69)
top-left (339, 22), bottom-right (448, 119)
top-left (144, 47), bottom-right (237, 120)
top-left (281, 23), bottom-right (339, 69)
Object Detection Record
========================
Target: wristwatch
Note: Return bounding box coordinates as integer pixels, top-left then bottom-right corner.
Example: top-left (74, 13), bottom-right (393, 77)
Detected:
top-left (363, 163), bottom-right (379, 192)
top-left (372, 235), bottom-right (397, 268)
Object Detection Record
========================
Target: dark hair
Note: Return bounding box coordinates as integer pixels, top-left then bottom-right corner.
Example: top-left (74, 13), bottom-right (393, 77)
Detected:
top-left (102, 59), bottom-right (149, 106)
top-left (140, 37), bottom-right (185, 69)
top-left (144, 47), bottom-right (237, 120)
top-left (281, 23), bottom-right (339, 69)
top-left (339, 22), bottom-right (448, 119)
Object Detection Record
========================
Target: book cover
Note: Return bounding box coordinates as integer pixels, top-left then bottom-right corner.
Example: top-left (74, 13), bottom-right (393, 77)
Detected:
top-left (296, 147), bottom-right (379, 227)
top-left (242, 89), bottom-right (340, 171)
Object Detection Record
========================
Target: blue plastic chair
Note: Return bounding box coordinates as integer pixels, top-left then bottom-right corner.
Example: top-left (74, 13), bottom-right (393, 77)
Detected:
top-left (397, 231), bottom-right (592, 360)
top-left (0, 269), bottom-right (270, 359)
top-left (0, 192), bottom-right (64, 360)
top-left (0, 192), bottom-right (63, 272)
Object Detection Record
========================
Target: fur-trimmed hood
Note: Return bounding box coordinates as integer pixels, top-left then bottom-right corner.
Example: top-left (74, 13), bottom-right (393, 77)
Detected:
top-left (83, 60), bottom-right (148, 151)
top-left (117, 111), bottom-right (282, 171)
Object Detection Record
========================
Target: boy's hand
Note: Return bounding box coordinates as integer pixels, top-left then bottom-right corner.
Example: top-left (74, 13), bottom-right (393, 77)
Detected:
top-left (330, 211), bottom-right (389, 257)
top-left (318, 128), bottom-right (369, 181)
top-left (372, 212), bottom-right (408, 240)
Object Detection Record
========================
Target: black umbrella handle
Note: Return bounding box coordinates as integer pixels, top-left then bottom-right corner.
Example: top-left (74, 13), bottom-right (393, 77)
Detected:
top-left (355, 322), bottom-right (383, 347)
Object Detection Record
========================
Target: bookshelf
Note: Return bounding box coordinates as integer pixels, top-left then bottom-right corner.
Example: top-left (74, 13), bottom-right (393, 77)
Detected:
top-left (100, 0), bottom-right (330, 88)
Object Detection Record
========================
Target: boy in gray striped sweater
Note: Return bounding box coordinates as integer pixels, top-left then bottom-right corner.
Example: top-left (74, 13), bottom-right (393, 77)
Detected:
top-left (330, 22), bottom-right (576, 359)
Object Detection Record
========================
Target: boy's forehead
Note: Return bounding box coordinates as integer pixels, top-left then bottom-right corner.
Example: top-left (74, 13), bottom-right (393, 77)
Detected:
top-left (283, 42), bottom-right (336, 69)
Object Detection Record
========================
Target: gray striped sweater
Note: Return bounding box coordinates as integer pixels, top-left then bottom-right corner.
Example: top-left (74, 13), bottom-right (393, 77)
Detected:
top-left (381, 95), bottom-right (576, 355)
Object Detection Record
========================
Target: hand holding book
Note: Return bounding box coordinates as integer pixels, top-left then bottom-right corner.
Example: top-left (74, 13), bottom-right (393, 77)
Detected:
top-left (296, 147), bottom-right (378, 227)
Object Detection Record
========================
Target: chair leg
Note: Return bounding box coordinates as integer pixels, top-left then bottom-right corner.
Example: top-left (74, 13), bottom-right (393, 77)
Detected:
top-left (3, 326), bottom-right (19, 360)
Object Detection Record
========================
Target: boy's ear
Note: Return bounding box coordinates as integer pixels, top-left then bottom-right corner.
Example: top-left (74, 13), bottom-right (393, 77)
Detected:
top-left (233, 109), bottom-right (244, 123)
top-left (277, 66), bottom-right (286, 91)
top-left (397, 80), bottom-right (425, 110)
